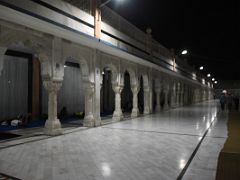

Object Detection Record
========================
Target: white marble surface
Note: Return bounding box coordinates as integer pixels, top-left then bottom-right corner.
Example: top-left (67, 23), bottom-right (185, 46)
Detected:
top-left (0, 100), bottom-right (227, 180)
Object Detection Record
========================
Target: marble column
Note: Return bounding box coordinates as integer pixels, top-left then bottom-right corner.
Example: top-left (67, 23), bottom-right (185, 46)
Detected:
top-left (83, 82), bottom-right (95, 127)
top-left (43, 80), bottom-right (62, 136)
top-left (170, 83), bottom-right (176, 108)
top-left (208, 90), bottom-right (212, 100)
top-left (155, 88), bottom-right (161, 112)
top-left (180, 86), bottom-right (184, 106)
top-left (112, 84), bottom-right (124, 121)
top-left (144, 87), bottom-right (150, 114)
top-left (164, 85), bottom-right (169, 110)
top-left (149, 87), bottom-right (153, 113)
top-left (203, 90), bottom-right (206, 101)
top-left (93, 65), bottom-right (101, 126)
top-left (193, 89), bottom-right (197, 103)
top-left (197, 89), bottom-right (200, 102)
top-left (131, 84), bottom-right (139, 118)
top-left (183, 86), bottom-right (189, 105)
top-left (189, 88), bottom-right (193, 104)
top-left (176, 83), bottom-right (181, 107)
top-left (0, 47), bottom-right (7, 76)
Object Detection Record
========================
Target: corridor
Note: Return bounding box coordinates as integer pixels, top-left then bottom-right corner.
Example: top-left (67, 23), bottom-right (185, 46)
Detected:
top-left (0, 100), bottom-right (227, 180)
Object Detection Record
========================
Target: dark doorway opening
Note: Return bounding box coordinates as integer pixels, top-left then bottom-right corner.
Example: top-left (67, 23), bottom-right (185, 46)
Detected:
top-left (101, 68), bottom-right (115, 117)
top-left (138, 76), bottom-right (144, 114)
top-left (121, 71), bottom-right (133, 114)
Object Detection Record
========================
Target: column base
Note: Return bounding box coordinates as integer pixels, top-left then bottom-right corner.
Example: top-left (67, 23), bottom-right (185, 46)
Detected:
top-left (113, 111), bottom-right (123, 122)
top-left (131, 108), bottom-right (139, 118)
top-left (83, 114), bottom-right (95, 127)
top-left (44, 119), bottom-right (62, 136)
top-left (164, 104), bottom-right (169, 110)
top-left (170, 103), bottom-right (176, 108)
top-left (155, 105), bottom-right (161, 112)
top-left (94, 116), bottom-right (102, 127)
top-left (144, 107), bottom-right (150, 115)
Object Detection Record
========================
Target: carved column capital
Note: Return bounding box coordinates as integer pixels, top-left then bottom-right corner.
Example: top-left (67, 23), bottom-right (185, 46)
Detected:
top-left (113, 84), bottom-right (123, 94)
top-left (84, 82), bottom-right (95, 94)
top-left (131, 84), bottom-right (140, 94)
top-left (43, 80), bottom-right (62, 93)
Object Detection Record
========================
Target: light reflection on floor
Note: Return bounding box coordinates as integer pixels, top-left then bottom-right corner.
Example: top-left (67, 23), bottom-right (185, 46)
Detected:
top-left (0, 100), bottom-right (227, 180)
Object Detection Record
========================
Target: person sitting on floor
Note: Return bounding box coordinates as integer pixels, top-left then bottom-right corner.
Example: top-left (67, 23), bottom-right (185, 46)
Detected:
top-left (59, 106), bottom-right (68, 121)
top-left (19, 113), bottom-right (32, 126)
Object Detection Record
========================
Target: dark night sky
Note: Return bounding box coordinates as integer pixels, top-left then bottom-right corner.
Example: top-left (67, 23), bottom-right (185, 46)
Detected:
top-left (108, 0), bottom-right (240, 81)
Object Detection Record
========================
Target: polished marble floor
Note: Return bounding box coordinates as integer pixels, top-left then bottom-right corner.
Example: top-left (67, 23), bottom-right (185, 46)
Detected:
top-left (0, 100), bottom-right (227, 180)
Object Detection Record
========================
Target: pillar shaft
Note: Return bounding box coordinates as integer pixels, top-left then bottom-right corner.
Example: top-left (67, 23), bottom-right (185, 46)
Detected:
top-left (155, 90), bottom-right (161, 112)
top-left (144, 88), bottom-right (150, 114)
top-left (180, 89), bottom-right (184, 106)
top-left (43, 80), bottom-right (62, 136)
top-left (176, 86), bottom-right (180, 107)
top-left (83, 82), bottom-right (95, 127)
top-left (131, 85), bottom-right (139, 118)
top-left (112, 85), bottom-right (123, 121)
top-left (171, 86), bottom-right (176, 108)
top-left (164, 88), bottom-right (169, 110)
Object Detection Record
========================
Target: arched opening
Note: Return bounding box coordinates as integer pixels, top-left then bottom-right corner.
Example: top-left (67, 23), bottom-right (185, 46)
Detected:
top-left (138, 76), bottom-right (144, 114)
top-left (41, 61), bottom-right (85, 126)
top-left (100, 67), bottom-right (115, 119)
top-left (0, 50), bottom-right (32, 127)
top-left (121, 71), bottom-right (133, 116)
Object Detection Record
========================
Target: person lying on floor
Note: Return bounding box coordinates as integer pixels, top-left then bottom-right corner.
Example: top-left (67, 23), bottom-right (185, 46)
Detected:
top-left (10, 114), bottom-right (32, 127)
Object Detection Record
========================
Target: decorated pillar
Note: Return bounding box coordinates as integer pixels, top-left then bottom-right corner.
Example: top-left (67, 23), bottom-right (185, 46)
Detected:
top-left (176, 82), bottom-right (181, 107)
top-left (155, 88), bottom-right (161, 112)
top-left (170, 82), bottom-right (176, 108)
top-left (43, 80), bottom-right (62, 136)
top-left (164, 85), bottom-right (169, 110)
top-left (112, 84), bottom-right (124, 121)
top-left (180, 84), bottom-right (184, 106)
top-left (83, 82), bottom-right (95, 127)
top-left (93, 50), bottom-right (101, 126)
top-left (131, 84), bottom-right (140, 118)
top-left (144, 87), bottom-right (150, 114)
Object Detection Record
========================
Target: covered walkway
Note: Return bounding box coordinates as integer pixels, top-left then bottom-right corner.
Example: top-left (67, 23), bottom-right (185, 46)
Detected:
top-left (0, 100), bottom-right (227, 180)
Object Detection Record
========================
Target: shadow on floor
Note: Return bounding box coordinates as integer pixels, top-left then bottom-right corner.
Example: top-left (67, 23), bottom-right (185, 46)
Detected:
top-left (216, 112), bottom-right (240, 180)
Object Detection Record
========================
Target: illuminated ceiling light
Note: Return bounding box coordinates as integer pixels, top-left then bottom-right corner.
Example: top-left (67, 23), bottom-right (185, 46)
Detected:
top-left (212, 78), bottom-right (215, 81)
top-left (207, 74), bottom-right (211, 77)
top-left (214, 81), bottom-right (218, 84)
top-left (181, 50), bottom-right (188, 55)
top-left (199, 66), bottom-right (204, 70)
